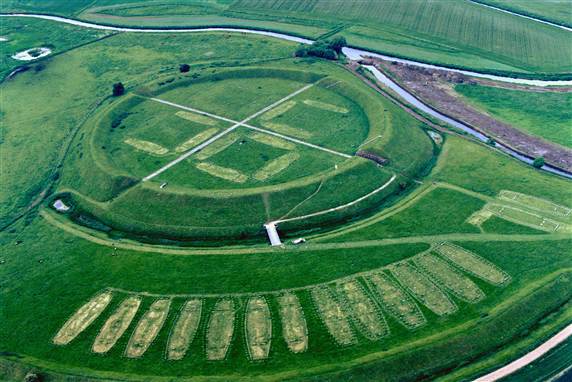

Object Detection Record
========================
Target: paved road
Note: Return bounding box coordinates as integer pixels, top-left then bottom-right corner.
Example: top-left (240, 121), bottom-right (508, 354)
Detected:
top-left (473, 323), bottom-right (572, 382)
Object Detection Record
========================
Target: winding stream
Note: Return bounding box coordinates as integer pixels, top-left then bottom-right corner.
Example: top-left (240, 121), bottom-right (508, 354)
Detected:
top-left (2, 13), bottom-right (571, 178)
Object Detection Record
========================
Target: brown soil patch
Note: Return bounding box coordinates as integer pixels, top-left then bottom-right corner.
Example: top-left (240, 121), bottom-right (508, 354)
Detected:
top-left (370, 58), bottom-right (572, 172)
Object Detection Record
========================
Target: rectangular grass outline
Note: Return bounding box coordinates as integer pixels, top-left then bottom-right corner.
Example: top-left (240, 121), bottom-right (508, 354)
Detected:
top-left (389, 262), bottom-right (457, 316)
top-left (365, 272), bottom-right (426, 329)
top-left (92, 296), bottom-right (141, 354)
top-left (435, 243), bottom-right (511, 285)
top-left (166, 299), bottom-right (202, 360)
top-left (413, 253), bottom-right (485, 303)
top-left (335, 280), bottom-right (389, 340)
top-left (311, 287), bottom-right (356, 346)
top-left (245, 297), bottom-right (272, 360)
top-left (126, 299), bottom-right (171, 358)
top-left (53, 291), bottom-right (113, 346)
top-left (277, 293), bottom-right (308, 353)
top-left (206, 299), bottom-right (235, 361)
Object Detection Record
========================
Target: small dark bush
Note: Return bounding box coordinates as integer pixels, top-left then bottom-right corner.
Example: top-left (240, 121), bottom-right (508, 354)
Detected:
top-left (112, 82), bottom-right (125, 96)
top-left (179, 63), bottom-right (190, 73)
top-left (532, 156), bottom-right (545, 168)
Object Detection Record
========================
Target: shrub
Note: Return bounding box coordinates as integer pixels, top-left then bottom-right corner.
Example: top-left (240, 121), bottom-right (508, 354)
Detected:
top-left (179, 63), bottom-right (190, 73)
top-left (328, 36), bottom-right (347, 54)
top-left (532, 156), bottom-right (545, 168)
top-left (112, 82), bottom-right (125, 96)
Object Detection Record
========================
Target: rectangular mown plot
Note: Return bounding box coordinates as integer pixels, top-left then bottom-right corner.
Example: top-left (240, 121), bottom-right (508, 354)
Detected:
top-left (174, 128), bottom-right (219, 153)
top-left (195, 134), bottom-right (238, 160)
top-left (303, 99), bottom-right (348, 113)
top-left (245, 297), bottom-right (272, 360)
top-left (125, 299), bottom-right (171, 358)
top-left (435, 243), bottom-right (511, 286)
top-left (206, 299), bottom-right (235, 361)
top-left (277, 293), bottom-right (308, 353)
top-left (390, 263), bottom-right (457, 316)
top-left (414, 253), bottom-right (485, 303)
top-left (498, 190), bottom-right (571, 218)
top-left (261, 100), bottom-right (296, 120)
top-left (53, 291), bottom-right (113, 345)
top-left (254, 152), bottom-right (300, 181)
top-left (335, 280), bottom-right (389, 341)
top-left (124, 138), bottom-right (169, 156)
top-left (175, 110), bottom-right (218, 126)
top-left (166, 299), bottom-right (202, 360)
top-left (365, 272), bottom-right (426, 329)
top-left (92, 296), bottom-right (141, 354)
top-left (485, 204), bottom-right (561, 232)
top-left (311, 287), bottom-right (356, 346)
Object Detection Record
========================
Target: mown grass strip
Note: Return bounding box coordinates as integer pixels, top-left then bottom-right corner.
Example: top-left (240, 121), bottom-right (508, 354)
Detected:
top-left (92, 296), bottom-right (141, 354)
top-left (196, 162), bottom-right (248, 183)
top-left (174, 128), bottom-right (219, 153)
top-left (335, 280), bottom-right (389, 341)
top-left (260, 100), bottom-right (296, 120)
top-left (53, 291), bottom-right (113, 346)
top-left (166, 299), bottom-right (202, 361)
top-left (124, 138), bottom-right (169, 156)
top-left (365, 272), bottom-right (426, 329)
top-left (413, 253), bottom-right (485, 303)
top-left (390, 263), bottom-right (457, 316)
top-left (175, 110), bottom-right (217, 126)
top-left (125, 299), bottom-right (171, 358)
top-left (261, 122), bottom-right (313, 139)
top-left (435, 242), bottom-right (511, 286)
top-left (195, 134), bottom-right (238, 161)
top-left (206, 299), bottom-right (235, 361)
top-left (277, 293), bottom-right (308, 353)
top-left (303, 99), bottom-right (348, 113)
top-left (249, 132), bottom-right (296, 150)
top-left (311, 287), bottom-right (356, 346)
top-left (254, 152), bottom-right (300, 181)
top-left (245, 297), bottom-right (272, 360)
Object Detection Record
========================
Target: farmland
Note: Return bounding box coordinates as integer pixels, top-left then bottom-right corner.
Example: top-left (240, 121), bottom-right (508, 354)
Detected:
top-left (1, 3), bottom-right (571, 382)
top-left (455, 83), bottom-right (572, 148)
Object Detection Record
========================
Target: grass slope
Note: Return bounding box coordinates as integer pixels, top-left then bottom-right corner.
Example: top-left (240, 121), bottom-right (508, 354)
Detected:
top-left (455, 84), bottom-right (572, 148)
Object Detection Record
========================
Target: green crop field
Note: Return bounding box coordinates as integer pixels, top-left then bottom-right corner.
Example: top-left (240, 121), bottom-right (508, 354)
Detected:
top-left (1, 4), bottom-right (571, 382)
top-left (472, 0), bottom-right (572, 28)
top-left (455, 83), bottom-right (572, 148)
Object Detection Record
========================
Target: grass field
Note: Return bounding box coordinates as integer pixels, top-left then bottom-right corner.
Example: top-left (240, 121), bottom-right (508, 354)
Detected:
top-left (2, 10), bottom-right (572, 382)
top-left (455, 83), bottom-right (572, 148)
top-left (472, 0), bottom-right (572, 28)
top-left (66, 0), bottom-right (572, 78)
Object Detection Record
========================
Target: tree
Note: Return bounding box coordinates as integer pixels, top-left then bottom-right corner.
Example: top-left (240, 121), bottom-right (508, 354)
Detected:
top-left (179, 63), bottom-right (190, 73)
top-left (532, 156), bottom-right (545, 168)
top-left (112, 82), bottom-right (125, 97)
top-left (328, 36), bottom-right (347, 54)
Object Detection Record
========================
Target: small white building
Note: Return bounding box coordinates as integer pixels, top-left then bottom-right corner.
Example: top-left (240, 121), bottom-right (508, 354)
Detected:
top-left (53, 199), bottom-right (70, 212)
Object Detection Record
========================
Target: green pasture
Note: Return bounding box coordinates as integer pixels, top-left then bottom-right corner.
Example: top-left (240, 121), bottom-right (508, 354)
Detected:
top-left (1, 11), bottom-right (572, 382)
top-left (472, 0), bottom-right (572, 28)
top-left (0, 17), bottom-right (109, 78)
top-left (455, 83), bottom-right (572, 148)
top-left (36, 0), bottom-right (572, 78)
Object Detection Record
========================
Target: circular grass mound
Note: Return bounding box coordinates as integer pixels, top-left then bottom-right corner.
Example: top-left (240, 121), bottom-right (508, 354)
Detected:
top-left (56, 66), bottom-right (426, 243)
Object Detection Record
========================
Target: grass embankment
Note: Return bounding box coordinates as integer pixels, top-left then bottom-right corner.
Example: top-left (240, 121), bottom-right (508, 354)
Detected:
top-left (455, 83), bottom-right (572, 148)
